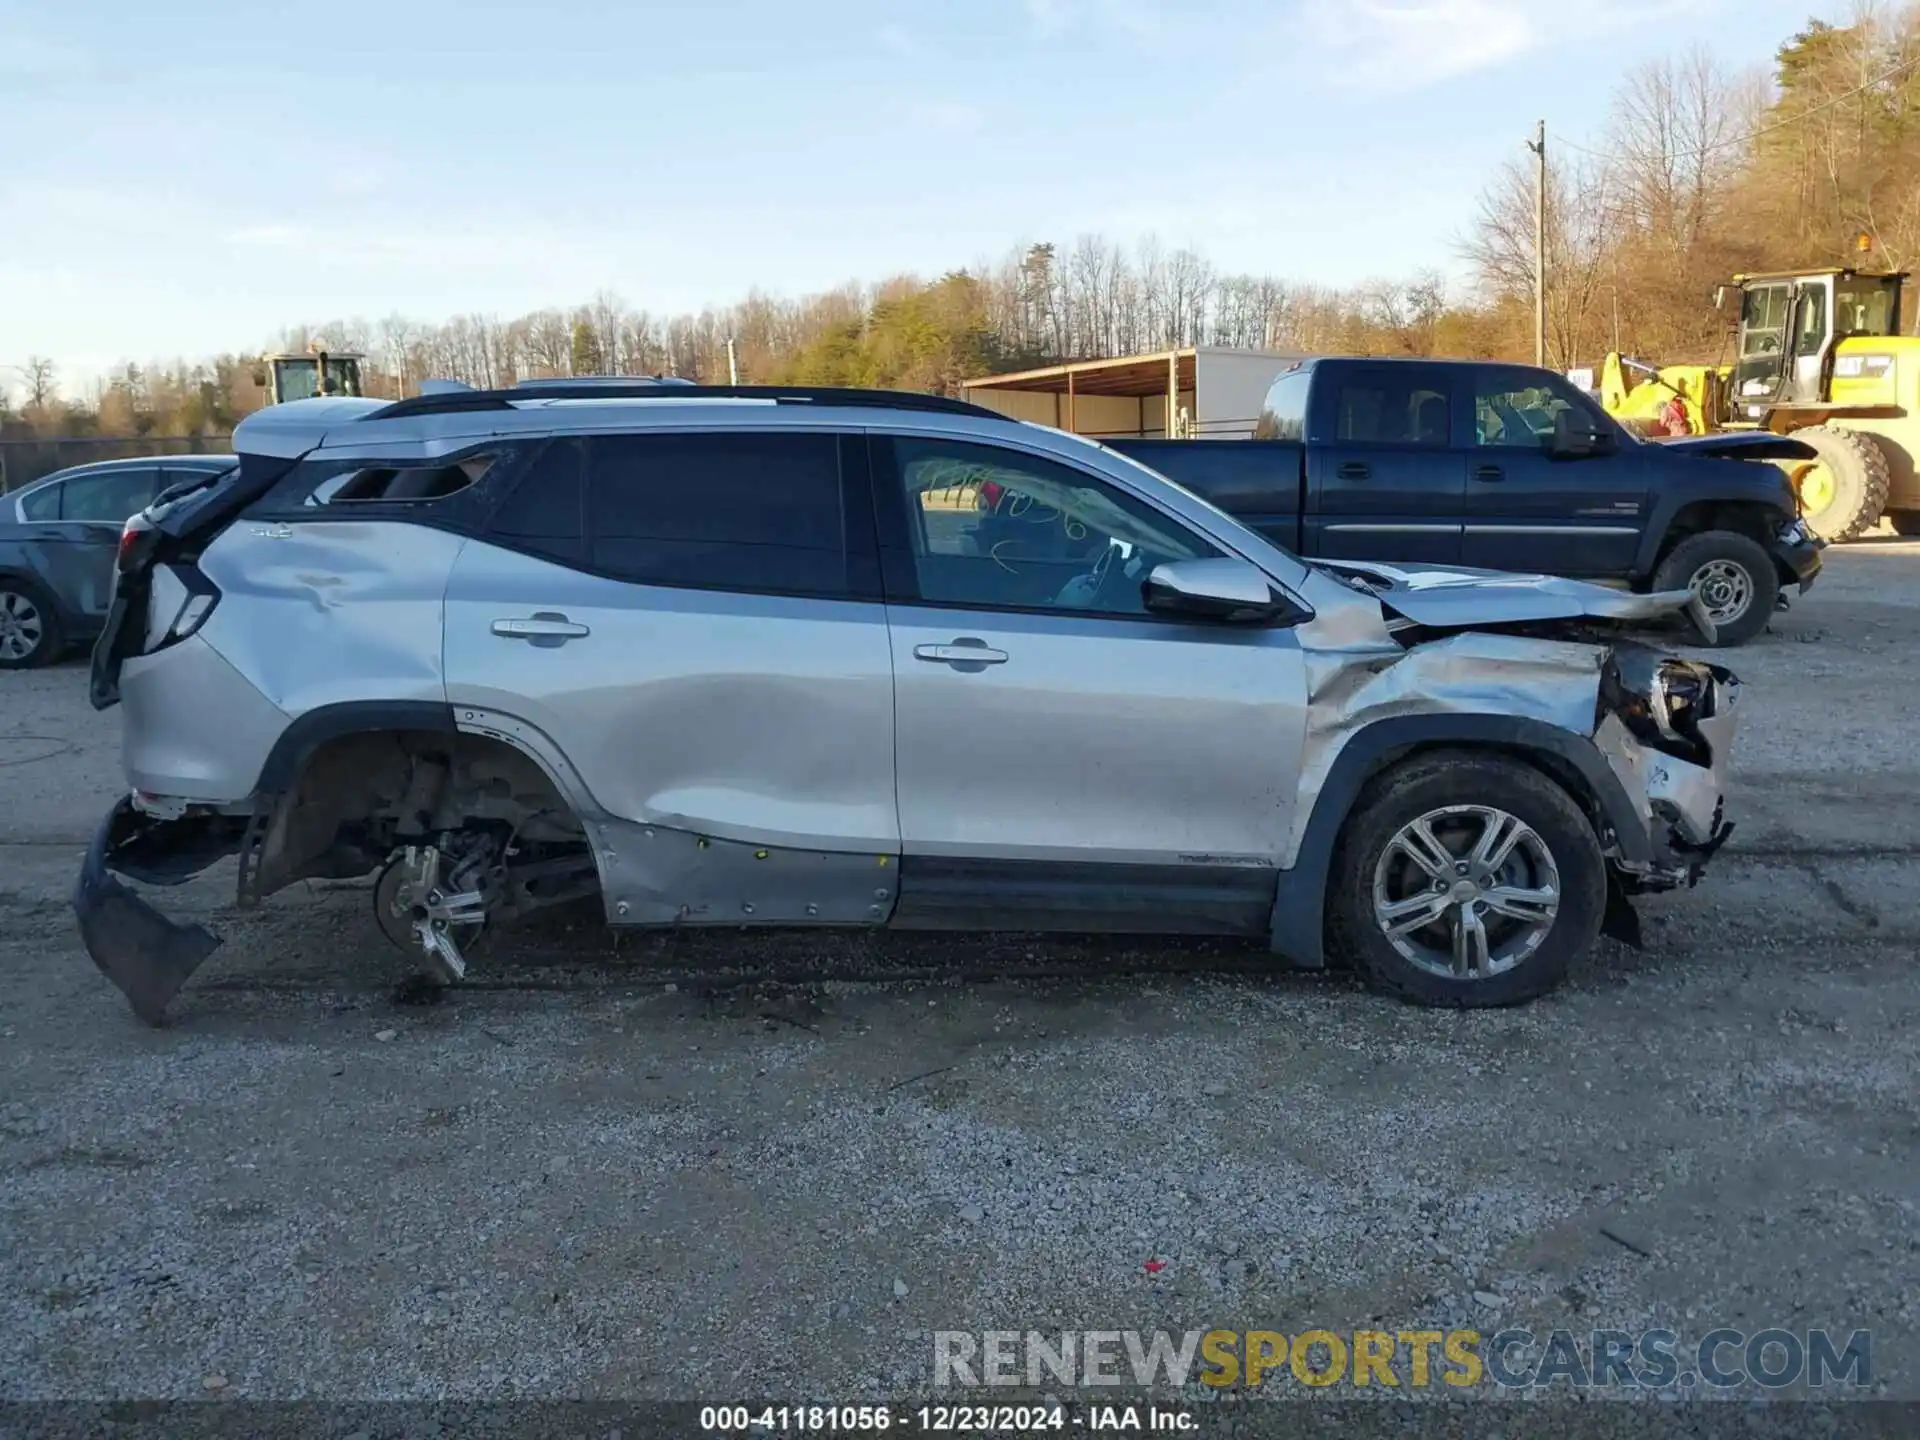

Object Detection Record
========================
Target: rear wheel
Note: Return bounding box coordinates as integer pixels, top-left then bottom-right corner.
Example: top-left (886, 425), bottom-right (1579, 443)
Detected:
top-left (0, 578), bottom-right (62, 669)
top-left (1790, 425), bottom-right (1891, 541)
top-left (1888, 509), bottom-right (1920, 537)
top-left (1652, 530), bottom-right (1778, 646)
top-left (1328, 752), bottom-right (1606, 1008)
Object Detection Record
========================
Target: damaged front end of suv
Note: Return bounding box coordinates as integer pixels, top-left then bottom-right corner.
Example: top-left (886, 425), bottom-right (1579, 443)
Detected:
top-left (1283, 559), bottom-right (1738, 961)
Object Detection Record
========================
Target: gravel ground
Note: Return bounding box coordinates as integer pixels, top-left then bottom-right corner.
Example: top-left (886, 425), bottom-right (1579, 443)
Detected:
top-left (1, 542), bottom-right (1917, 1423)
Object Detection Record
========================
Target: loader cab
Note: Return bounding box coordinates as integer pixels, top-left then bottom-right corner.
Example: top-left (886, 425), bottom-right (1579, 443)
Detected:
top-left (254, 350), bottom-right (365, 406)
top-left (1727, 269), bottom-right (1904, 418)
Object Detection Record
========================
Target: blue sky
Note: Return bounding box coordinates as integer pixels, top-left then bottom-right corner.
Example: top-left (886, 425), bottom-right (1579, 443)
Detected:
top-left (3, 0), bottom-right (1820, 393)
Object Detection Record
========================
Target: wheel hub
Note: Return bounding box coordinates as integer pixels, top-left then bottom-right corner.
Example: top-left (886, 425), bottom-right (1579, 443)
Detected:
top-left (1371, 805), bottom-right (1562, 980)
top-left (0, 592), bottom-right (43, 661)
top-left (1797, 461), bottom-right (1836, 518)
top-left (1688, 559), bottom-right (1753, 625)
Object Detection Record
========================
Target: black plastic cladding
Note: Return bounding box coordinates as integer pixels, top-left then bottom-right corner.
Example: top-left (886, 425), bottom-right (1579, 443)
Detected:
top-left (365, 383), bottom-right (1010, 422)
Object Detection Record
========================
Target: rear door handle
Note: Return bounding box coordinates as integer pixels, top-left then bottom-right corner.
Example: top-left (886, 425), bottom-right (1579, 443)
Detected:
top-left (1475, 465), bottom-right (1506, 482)
top-left (492, 612), bottom-right (591, 645)
top-left (914, 639), bottom-right (1009, 669)
top-left (1337, 462), bottom-right (1370, 480)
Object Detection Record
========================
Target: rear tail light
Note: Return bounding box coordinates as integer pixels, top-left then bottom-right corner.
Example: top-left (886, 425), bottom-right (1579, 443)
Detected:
top-left (146, 563), bottom-right (222, 650)
top-left (117, 513), bottom-right (157, 574)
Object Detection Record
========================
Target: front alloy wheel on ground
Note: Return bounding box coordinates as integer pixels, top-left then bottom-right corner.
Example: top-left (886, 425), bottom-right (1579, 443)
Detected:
top-left (1329, 751), bottom-right (1606, 1007)
top-left (1652, 530), bottom-right (1779, 646)
top-left (0, 583), bottom-right (60, 669)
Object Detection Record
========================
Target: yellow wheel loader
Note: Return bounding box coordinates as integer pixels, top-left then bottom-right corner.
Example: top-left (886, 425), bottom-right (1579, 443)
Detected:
top-left (250, 348), bottom-right (365, 406)
top-left (1597, 267), bottom-right (1919, 541)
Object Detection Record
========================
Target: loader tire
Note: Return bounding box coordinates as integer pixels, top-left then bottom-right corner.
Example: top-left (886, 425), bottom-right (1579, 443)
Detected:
top-left (1793, 425), bottom-right (1890, 541)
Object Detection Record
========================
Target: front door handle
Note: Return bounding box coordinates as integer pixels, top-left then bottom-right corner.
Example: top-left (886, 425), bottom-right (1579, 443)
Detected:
top-left (492, 612), bottom-right (591, 646)
top-left (1475, 465), bottom-right (1506, 482)
top-left (1337, 462), bottom-right (1370, 480)
top-left (914, 639), bottom-right (1009, 670)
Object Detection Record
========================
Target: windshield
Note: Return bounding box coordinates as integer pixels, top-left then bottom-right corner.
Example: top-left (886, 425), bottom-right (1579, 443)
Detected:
top-left (275, 358), bottom-right (363, 400)
top-left (1740, 285), bottom-right (1791, 359)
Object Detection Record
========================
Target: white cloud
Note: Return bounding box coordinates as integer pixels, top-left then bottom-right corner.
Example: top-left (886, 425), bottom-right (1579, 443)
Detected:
top-left (910, 99), bottom-right (985, 132)
top-left (0, 32), bottom-right (90, 77)
top-left (1300, 0), bottom-right (1660, 93)
top-left (878, 23), bottom-right (921, 57)
top-left (1025, 0), bottom-right (1161, 41)
top-left (228, 223), bottom-right (302, 246)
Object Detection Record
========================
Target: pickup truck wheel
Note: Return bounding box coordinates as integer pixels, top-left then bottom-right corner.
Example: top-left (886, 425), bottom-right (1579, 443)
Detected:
top-left (0, 578), bottom-right (62, 670)
top-left (1328, 752), bottom-right (1605, 1008)
top-left (1653, 531), bottom-right (1778, 646)
top-left (1791, 425), bottom-right (1890, 540)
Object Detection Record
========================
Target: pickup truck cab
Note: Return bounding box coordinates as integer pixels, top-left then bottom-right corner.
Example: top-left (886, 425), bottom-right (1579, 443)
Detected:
top-left (1110, 356), bottom-right (1823, 645)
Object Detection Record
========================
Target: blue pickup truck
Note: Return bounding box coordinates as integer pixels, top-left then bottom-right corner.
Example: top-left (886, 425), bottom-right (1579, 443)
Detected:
top-left (1109, 355), bottom-right (1823, 645)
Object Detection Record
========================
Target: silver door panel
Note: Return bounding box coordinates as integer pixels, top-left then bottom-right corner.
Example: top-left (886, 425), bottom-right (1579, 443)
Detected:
top-left (887, 606), bottom-right (1310, 866)
top-left (442, 541), bottom-right (899, 854)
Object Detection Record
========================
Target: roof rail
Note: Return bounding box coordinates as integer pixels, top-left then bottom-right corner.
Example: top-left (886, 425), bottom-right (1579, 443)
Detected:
top-left (364, 383), bottom-right (1007, 422)
top-left (510, 374), bottom-right (697, 390)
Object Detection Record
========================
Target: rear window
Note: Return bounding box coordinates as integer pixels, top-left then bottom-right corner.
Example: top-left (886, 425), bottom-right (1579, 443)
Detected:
top-left (303, 455), bottom-right (495, 505)
top-left (1254, 369), bottom-right (1310, 441)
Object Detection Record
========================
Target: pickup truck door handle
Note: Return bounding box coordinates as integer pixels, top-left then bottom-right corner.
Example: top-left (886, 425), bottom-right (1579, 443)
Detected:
top-left (914, 639), bottom-right (1009, 669)
top-left (492, 613), bottom-right (591, 645)
top-left (1474, 465), bottom-right (1506, 482)
top-left (1337, 462), bottom-right (1371, 480)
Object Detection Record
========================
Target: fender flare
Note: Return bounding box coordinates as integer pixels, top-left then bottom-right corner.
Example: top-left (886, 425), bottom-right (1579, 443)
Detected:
top-left (1269, 714), bottom-right (1649, 968)
top-left (1633, 486), bottom-right (1793, 577)
top-left (252, 700), bottom-right (459, 794)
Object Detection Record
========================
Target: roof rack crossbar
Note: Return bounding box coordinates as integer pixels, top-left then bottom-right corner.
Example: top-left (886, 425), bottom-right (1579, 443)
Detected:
top-left (365, 383), bottom-right (1006, 422)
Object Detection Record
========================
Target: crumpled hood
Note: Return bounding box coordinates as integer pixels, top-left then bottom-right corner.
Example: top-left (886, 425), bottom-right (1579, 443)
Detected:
top-left (1654, 431), bottom-right (1816, 461)
top-left (1315, 559), bottom-right (1716, 642)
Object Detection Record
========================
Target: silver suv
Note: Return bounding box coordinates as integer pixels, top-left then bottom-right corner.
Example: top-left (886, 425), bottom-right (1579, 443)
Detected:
top-left (73, 383), bottom-right (1738, 1024)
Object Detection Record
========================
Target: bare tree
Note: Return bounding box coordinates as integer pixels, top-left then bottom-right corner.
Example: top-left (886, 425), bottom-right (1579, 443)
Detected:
top-left (22, 356), bottom-right (57, 411)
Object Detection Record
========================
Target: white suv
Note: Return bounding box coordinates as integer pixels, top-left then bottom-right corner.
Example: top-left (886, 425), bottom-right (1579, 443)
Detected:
top-left (75, 382), bottom-right (1738, 1024)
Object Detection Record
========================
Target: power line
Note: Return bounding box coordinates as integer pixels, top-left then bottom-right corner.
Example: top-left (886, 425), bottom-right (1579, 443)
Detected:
top-left (1555, 48), bottom-right (1920, 162)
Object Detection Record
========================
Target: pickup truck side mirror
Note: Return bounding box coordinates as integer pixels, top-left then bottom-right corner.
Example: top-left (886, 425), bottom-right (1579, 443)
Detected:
top-left (1550, 409), bottom-right (1616, 459)
top-left (1143, 558), bottom-right (1299, 624)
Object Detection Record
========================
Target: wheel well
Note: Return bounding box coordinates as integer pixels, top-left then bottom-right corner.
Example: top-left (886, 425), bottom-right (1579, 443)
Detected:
top-left (1343, 741), bottom-right (1614, 855)
top-left (1659, 501), bottom-right (1775, 554)
top-left (250, 728), bottom-right (587, 898)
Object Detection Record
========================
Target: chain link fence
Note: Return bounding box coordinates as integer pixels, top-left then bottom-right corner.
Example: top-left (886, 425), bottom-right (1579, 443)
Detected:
top-left (0, 434), bottom-right (234, 494)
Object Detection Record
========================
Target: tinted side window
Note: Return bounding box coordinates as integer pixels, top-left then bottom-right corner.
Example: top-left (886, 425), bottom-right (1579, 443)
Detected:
top-left (882, 437), bottom-right (1218, 617)
top-left (485, 439), bottom-right (586, 566)
top-left (19, 482), bottom-right (64, 521)
top-left (1254, 369), bottom-right (1311, 441)
top-left (59, 468), bottom-right (159, 523)
top-left (1332, 377), bottom-right (1450, 447)
top-left (585, 431), bottom-right (849, 599)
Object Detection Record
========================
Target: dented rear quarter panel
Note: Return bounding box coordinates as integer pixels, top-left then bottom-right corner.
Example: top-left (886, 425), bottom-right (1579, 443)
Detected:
top-left (193, 521), bottom-right (457, 718)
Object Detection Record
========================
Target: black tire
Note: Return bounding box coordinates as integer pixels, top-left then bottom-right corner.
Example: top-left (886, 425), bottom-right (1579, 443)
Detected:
top-left (1888, 509), bottom-right (1920, 537)
top-left (1652, 529), bottom-right (1779, 647)
top-left (1327, 751), bottom-right (1606, 1009)
top-left (1794, 424), bottom-right (1890, 541)
top-left (0, 576), bottom-right (63, 670)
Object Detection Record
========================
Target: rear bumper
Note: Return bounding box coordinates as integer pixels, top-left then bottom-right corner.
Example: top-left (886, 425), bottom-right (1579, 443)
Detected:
top-left (71, 797), bottom-right (246, 1025)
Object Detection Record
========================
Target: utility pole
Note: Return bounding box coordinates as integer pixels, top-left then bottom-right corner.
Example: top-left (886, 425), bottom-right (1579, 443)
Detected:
top-left (1527, 120), bottom-right (1548, 368)
top-left (726, 335), bottom-right (740, 385)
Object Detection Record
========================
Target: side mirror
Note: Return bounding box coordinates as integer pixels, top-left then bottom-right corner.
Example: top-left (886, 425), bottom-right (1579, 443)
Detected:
top-left (1713, 285), bottom-right (1733, 312)
top-left (1142, 557), bottom-right (1296, 624)
top-left (250, 369), bottom-right (268, 388)
top-left (1551, 409), bottom-right (1614, 459)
